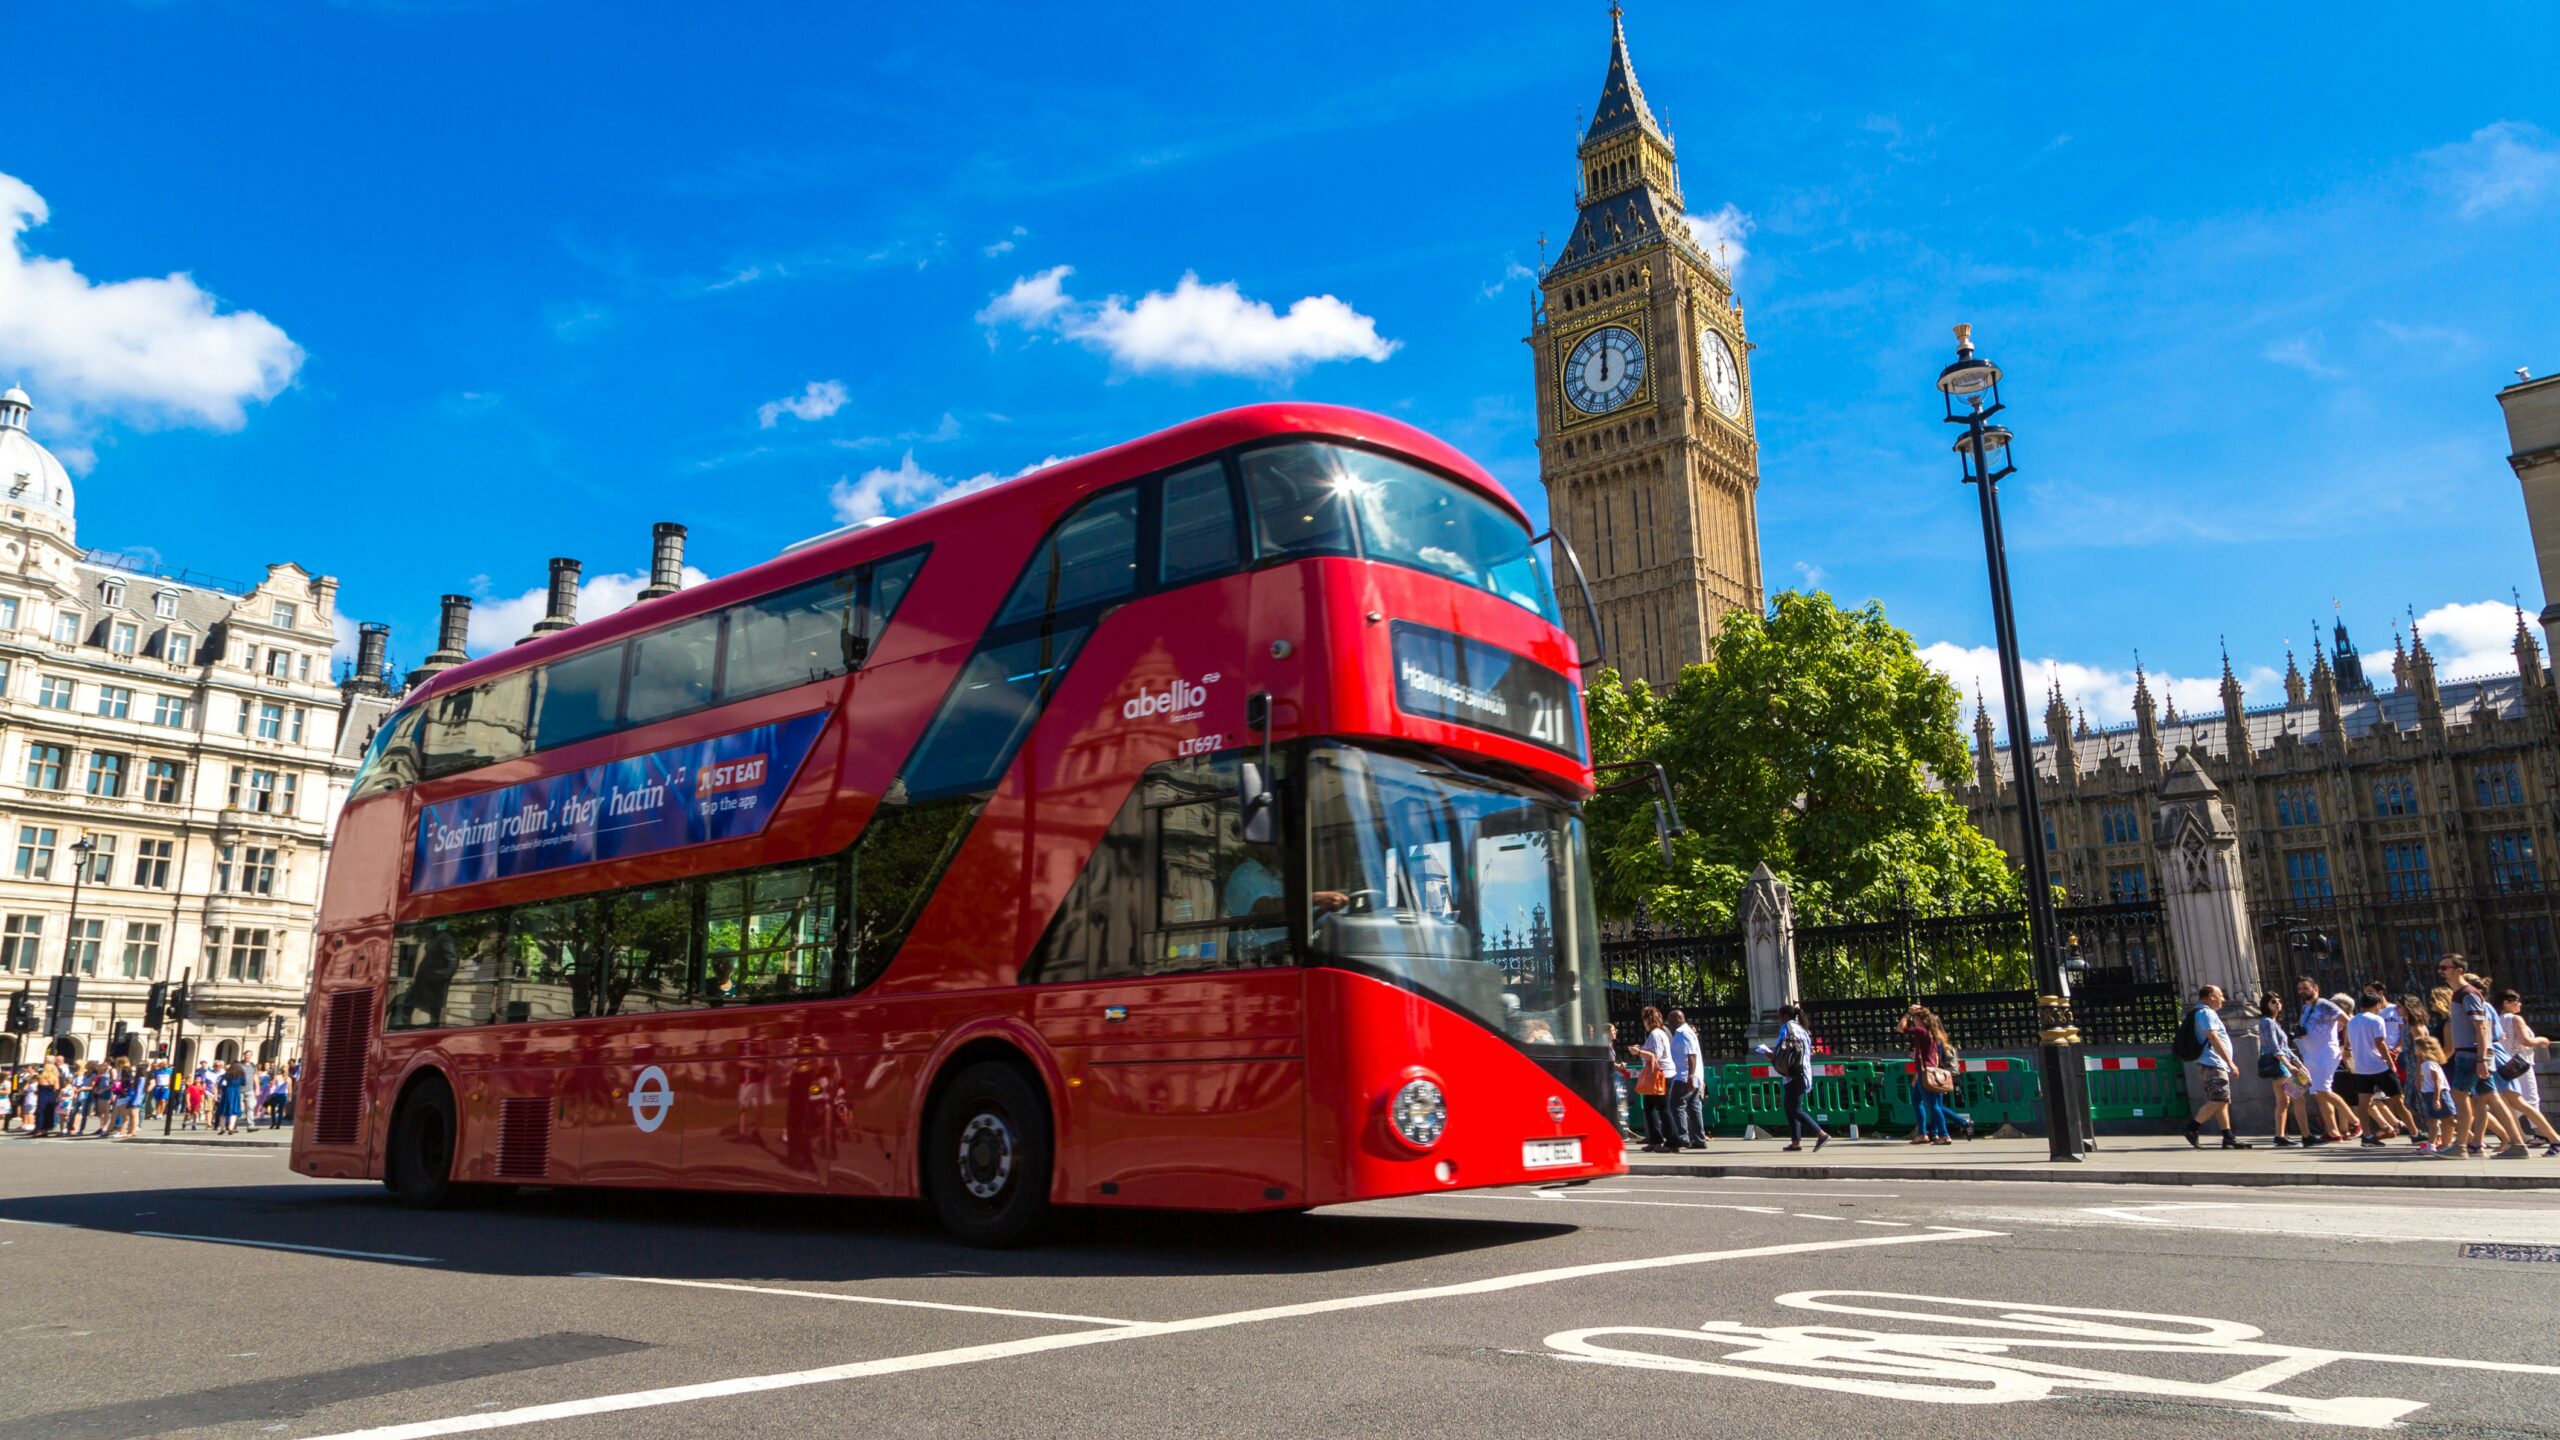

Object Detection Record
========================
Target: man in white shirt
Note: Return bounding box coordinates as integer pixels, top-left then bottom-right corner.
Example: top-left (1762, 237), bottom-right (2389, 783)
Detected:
top-left (2361, 982), bottom-right (2418, 1137)
top-left (2291, 978), bottom-right (2354, 1142)
top-left (2340, 993), bottom-right (2402, 1146)
top-left (1667, 1008), bottom-right (1706, 1150)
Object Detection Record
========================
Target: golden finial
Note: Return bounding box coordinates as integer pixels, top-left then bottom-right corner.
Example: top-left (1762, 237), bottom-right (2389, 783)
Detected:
top-left (1953, 322), bottom-right (1974, 351)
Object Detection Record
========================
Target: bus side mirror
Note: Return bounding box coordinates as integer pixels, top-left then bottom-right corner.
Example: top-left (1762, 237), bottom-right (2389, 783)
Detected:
top-left (1239, 762), bottom-right (1276, 845)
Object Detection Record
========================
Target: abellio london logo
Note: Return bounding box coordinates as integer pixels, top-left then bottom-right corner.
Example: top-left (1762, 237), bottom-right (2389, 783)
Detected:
top-left (1122, 670), bottom-right (1220, 724)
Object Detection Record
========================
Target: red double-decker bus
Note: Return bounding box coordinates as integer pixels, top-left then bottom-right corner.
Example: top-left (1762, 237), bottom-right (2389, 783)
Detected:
top-left (292, 402), bottom-right (1623, 1242)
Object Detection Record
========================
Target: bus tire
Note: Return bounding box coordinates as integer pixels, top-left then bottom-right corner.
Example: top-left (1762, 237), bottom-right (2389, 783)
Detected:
top-left (385, 1075), bottom-right (461, 1210)
top-left (925, 1061), bottom-right (1051, 1248)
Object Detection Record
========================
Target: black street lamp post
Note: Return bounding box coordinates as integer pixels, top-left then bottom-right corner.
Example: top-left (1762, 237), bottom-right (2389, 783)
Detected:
top-left (1937, 324), bottom-right (2090, 1162)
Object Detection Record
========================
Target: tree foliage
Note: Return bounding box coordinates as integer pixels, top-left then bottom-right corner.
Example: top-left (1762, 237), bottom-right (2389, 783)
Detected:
top-left (1585, 590), bottom-right (2021, 930)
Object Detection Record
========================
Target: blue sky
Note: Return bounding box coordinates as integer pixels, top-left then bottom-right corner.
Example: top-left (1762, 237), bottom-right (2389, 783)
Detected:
top-left (8, 2), bottom-right (2557, 735)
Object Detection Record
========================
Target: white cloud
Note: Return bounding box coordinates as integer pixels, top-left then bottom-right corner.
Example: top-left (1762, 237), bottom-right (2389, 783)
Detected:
top-left (757, 378), bottom-right (848, 428)
top-left (1791, 560), bottom-right (1828, 587)
top-left (983, 225), bottom-right (1028, 258)
top-left (1683, 202), bottom-right (1753, 276)
top-left (977, 265), bottom-right (1397, 377)
top-left (466, 565), bottom-right (715, 654)
top-left (1920, 642), bottom-right (2283, 743)
top-left (2366, 598), bottom-right (2533, 682)
top-left (827, 451), bottom-right (1072, 525)
top-left (1479, 258), bottom-right (1537, 300)
top-left (2262, 331), bottom-right (2342, 378)
top-left (0, 171), bottom-right (301, 447)
top-left (2428, 120), bottom-right (2560, 218)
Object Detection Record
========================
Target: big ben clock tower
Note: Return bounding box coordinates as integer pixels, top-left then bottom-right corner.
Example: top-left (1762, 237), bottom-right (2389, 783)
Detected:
top-left (1531, 6), bottom-right (1763, 684)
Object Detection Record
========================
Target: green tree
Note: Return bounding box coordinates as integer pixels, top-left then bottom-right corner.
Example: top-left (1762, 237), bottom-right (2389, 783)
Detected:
top-left (1586, 590), bottom-right (2020, 932)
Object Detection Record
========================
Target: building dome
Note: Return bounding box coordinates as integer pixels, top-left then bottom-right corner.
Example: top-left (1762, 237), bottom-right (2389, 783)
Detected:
top-left (0, 385), bottom-right (76, 522)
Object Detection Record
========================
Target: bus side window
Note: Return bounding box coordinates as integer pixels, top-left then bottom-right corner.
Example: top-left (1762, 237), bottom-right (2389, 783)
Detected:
top-left (1156, 460), bottom-right (1241, 586)
top-left (1147, 754), bottom-right (1287, 975)
top-left (1241, 445), bottom-right (1359, 560)
top-left (860, 548), bottom-right (928, 660)
top-left (701, 859), bottom-right (840, 1006)
top-left (995, 486), bottom-right (1139, 627)
top-left (387, 914), bottom-right (506, 1030)
top-left (505, 897), bottom-right (597, 1023)
top-left (531, 642), bottom-right (628, 752)
top-left (722, 569), bottom-right (859, 702)
top-left (625, 612), bottom-right (724, 729)
top-left (419, 672), bottom-right (533, 781)
top-left (896, 626), bottom-right (1090, 802)
top-left (600, 884), bottom-right (696, 1016)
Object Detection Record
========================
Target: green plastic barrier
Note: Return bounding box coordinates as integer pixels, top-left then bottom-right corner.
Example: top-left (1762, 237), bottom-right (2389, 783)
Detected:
top-left (1715, 1064), bottom-right (1785, 1136)
top-left (2084, 1050), bottom-right (2191, 1122)
top-left (1959, 1055), bottom-right (2043, 1128)
top-left (1727, 1059), bottom-right (1880, 1131)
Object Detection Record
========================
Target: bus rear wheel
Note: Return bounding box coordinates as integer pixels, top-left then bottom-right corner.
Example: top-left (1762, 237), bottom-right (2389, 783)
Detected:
top-left (925, 1062), bottom-right (1051, 1247)
top-left (385, 1077), bottom-right (461, 1210)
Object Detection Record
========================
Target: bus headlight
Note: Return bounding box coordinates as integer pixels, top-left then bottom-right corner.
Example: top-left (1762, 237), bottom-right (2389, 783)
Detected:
top-left (1390, 1077), bottom-right (1448, 1149)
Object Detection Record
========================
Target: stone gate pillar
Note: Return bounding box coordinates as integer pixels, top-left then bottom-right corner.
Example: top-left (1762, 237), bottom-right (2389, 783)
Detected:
top-left (2153, 753), bottom-right (2269, 1129)
top-left (1738, 862), bottom-right (1799, 1031)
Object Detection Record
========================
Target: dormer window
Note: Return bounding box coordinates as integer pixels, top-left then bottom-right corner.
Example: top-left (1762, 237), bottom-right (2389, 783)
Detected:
top-left (166, 632), bottom-right (194, 665)
top-left (52, 611), bottom-right (80, 645)
top-left (110, 622), bottom-right (137, 658)
top-left (102, 580), bottom-right (125, 609)
top-left (154, 592), bottom-right (177, 619)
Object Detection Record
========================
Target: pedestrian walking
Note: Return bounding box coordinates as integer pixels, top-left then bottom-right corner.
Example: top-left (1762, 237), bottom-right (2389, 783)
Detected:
top-left (2410, 1034), bottom-right (2457, 1153)
top-left (1666, 1008), bottom-right (1705, 1151)
top-left (1631, 1006), bottom-right (1676, 1153)
top-left (2291, 978), bottom-right (2355, 1142)
top-left (2439, 961), bottom-right (2528, 1157)
top-left (2364, 983), bottom-right (2420, 1137)
top-left (1900, 1004), bottom-right (1957, 1146)
top-left (216, 1062), bottom-right (249, 1136)
top-left (32, 1060), bottom-right (60, 1136)
top-left (2254, 991), bottom-right (2310, 1146)
top-left (2184, 984), bottom-right (2252, 1149)
top-left (2340, 994), bottom-right (2405, 1147)
top-left (1771, 1004), bottom-right (1829, 1152)
top-left (267, 1065), bottom-right (293, 1130)
top-left (182, 1071), bottom-right (206, 1130)
top-left (2492, 987), bottom-right (2559, 1156)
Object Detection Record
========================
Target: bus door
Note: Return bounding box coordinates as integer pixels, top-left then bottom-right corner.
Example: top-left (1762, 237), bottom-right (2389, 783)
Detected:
top-left (676, 864), bottom-right (838, 1191)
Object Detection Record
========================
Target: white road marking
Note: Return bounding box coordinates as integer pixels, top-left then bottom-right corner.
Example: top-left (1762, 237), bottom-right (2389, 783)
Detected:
top-left (1593, 1186), bottom-right (1902, 1199)
top-left (306, 1229), bottom-right (1998, 1439)
top-left (1547, 1289), bottom-right (2560, 1428)
top-left (131, 1231), bottom-right (443, 1264)
top-left (1992, 1201), bottom-right (2560, 1246)
top-left (576, 1274), bottom-right (1135, 1327)
top-left (1853, 1220), bottom-right (1913, 1228)
top-left (1437, 1193), bottom-right (1786, 1214)
top-left (1784, 1213), bottom-right (1845, 1223)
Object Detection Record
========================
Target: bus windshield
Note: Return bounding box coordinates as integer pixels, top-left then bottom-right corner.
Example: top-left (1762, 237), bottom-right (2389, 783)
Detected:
top-left (1303, 743), bottom-right (1604, 1053)
top-left (1241, 443), bottom-right (1561, 623)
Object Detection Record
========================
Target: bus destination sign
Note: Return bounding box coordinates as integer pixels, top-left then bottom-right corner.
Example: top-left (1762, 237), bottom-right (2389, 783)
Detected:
top-left (1389, 621), bottom-right (1586, 759)
top-left (410, 710), bottom-right (830, 894)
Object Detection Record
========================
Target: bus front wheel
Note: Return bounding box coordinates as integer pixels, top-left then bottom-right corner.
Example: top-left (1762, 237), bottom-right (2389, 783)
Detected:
top-left (925, 1061), bottom-right (1052, 1247)
top-left (385, 1076), bottom-right (461, 1210)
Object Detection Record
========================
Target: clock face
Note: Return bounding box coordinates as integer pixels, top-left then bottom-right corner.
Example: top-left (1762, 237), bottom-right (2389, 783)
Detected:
top-left (1563, 326), bottom-right (1646, 415)
top-left (1700, 327), bottom-right (1743, 419)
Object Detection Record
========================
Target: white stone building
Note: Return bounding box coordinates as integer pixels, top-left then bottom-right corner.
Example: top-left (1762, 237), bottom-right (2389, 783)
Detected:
top-left (0, 386), bottom-right (391, 1070)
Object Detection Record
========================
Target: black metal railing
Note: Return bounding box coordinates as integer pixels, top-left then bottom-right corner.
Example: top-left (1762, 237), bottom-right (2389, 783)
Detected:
top-left (2257, 883), bottom-right (2559, 1031)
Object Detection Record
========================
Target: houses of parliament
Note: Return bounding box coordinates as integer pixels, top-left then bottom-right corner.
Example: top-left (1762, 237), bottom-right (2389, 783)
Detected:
top-left (1532, 13), bottom-right (2559, 990)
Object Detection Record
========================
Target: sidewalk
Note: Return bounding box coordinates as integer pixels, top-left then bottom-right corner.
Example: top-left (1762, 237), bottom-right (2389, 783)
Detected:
top-left (1623, 1134), bottom-right (2560, 1192)
top-left (3, 1128), bottom-right (290, 1149)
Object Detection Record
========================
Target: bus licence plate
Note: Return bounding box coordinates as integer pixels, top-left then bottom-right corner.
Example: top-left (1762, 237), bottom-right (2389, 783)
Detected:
top-left (1522, 1137), bottom-right (1583, 1169)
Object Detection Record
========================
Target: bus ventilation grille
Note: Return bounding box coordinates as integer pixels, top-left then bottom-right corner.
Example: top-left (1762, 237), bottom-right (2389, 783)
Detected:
top-left (311, 988), bottom-right (374, 1147)
top-left (496, 1098), bottom-right (552, 1180)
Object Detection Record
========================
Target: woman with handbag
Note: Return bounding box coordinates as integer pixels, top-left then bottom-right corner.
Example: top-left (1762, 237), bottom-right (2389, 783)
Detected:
top-left (1900, 1005), bottom-right (1957, 1145)
top-left (1633, 1006), bottom-right (1679, 1153)
top-left (2254, 992), bottom-right (2309, 1147)
top-left (2493, 987), bottom-right (2558, 1156)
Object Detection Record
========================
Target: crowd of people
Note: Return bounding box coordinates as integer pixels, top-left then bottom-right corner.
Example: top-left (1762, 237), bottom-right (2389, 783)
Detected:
top-left (2216, 957), bottom-right (2557, 1158)
top-left (1609, 953), bottom-right (2555, 1159)
top-left (1, 1057), bottom-right (294, 1139)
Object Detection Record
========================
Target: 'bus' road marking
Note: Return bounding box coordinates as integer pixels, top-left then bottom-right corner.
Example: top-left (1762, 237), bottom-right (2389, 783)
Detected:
top-left (574, 1274), bottom-right (1136, 1327)
top-left (131, 1231), bottom-right (445, 1265)
top-left (304, 1228), bottom-right (2000, 1439)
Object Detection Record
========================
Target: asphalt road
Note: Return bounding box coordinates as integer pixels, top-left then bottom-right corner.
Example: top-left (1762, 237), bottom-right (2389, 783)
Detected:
top-left (4, 1139), bottom-right (2558, 1440)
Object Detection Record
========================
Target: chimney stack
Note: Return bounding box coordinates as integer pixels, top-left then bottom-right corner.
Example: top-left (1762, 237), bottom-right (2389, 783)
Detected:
top-left (406, 593), bottom-right (473, 688)
top-left (344, 622), bottom-right (392, 697)
top-left (638, 522), bottom-right (687, 601)
top-left (523, 557), bottom-right (581, 643)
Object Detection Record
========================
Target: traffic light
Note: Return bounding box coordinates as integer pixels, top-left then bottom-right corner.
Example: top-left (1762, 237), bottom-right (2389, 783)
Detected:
top-left (43, 975), bottom-right (79, 1037)
top-left (144, 981), bottom-right (170, 1030)
top-left (110, 1021), bottom-right (138, 1062)
top-left (167, 981), bottom-right (193, 1023)
top-left (4, 986), bottom-right (32, 1034)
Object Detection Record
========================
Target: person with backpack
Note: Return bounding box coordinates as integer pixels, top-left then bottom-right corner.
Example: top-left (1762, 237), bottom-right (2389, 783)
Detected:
top-left (2179, 984), bottom-right (2251, 1149)
top-left (1769, 1004), bottom-right (1829, 1152)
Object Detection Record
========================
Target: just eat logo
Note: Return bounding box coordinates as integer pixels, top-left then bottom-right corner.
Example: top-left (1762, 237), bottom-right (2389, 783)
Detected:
top-left (696, 754), bottom-right (769, 796)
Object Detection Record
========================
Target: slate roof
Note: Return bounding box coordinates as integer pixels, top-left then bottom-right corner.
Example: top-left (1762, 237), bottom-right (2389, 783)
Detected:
top-left (1584, 13), bottom-right (1665, 144)
top-left (69, 560), bottom-right (231, 661)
